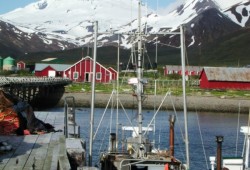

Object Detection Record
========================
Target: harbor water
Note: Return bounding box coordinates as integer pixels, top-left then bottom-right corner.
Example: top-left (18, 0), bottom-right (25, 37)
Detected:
top-left (50, 107), bottom-right (248, 170)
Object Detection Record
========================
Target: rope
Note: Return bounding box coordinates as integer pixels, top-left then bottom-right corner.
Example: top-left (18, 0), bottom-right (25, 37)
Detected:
top-left (0, 109), bottom-right (19, 135)
top-left (120, 51), bottom-right (133, 86)
top-left (167, 91), bottom-right (187, 161)
top-left (93, 91), bottom-right (115, 140)
top-left (158, 123), bottom-right (161, 150)
top-left (143, 43), bottom-right (153, 69)
top-left (153, 42), bottom-right (180, 49)
top-left (118, 99), bottom-right (137, 135)
top-left (97, 113), bottom-right (110, 165)
top-left (143, 91), bottom-right (171, 136)
top-left (168, 93), bottom-right (185, 141)
top-left (195, 110), bottom-right (209, 170)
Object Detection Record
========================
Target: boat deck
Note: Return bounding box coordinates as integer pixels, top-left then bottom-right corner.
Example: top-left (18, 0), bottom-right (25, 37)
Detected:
top-left (0, 112), bottom-right (69, 170)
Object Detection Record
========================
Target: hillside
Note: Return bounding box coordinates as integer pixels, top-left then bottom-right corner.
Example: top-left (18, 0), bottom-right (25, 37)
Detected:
top-left (17, 26), bottom-right (250, 67)
top-left (187, 27), bottom-right (250, 66)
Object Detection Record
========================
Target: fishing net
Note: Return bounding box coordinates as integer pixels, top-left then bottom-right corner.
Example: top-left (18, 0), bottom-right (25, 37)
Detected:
top-left (0, 90), bottom-right (55, 135)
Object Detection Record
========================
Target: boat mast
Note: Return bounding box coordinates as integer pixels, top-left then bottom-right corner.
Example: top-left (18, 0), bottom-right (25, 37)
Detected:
top-left (116, 34), bottom-right (120, 151)
top-left (89, 20), bottom-right (98, 166)
top-left (180, 24), bottom-right (190, 169)
top-left (137, 0), bottom-right (143, 154)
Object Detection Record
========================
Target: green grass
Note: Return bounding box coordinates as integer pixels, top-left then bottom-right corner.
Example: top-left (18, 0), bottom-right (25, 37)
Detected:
top-left (65, 81), bottom-right (250, 99)
top-left (0, 70), bottom-right (33, 76)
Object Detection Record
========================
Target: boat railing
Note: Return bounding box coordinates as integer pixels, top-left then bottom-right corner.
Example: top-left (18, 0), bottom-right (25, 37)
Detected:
top-left (119, 158), bottom-right (185, 170)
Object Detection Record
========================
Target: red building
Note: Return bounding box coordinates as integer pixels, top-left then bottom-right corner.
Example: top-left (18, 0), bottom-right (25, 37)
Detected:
top-left (64, 56), bottom-right (117, 83)
top-left (35, 63), bottom-right (71, 77)
top-left (199, 67), bottom-right (250, 90)
top-left (16, 61), bottom-right (26, 70)
top-left (108, 67), bottom-right (118, 81)
top-left (164, 65), bottom-right (202, 76)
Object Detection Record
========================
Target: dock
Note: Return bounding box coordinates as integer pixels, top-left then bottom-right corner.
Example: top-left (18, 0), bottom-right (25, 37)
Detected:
top-left (0, 77), bottom-right (72, 109)
top-left (0, 111), bottom-right (80, 170)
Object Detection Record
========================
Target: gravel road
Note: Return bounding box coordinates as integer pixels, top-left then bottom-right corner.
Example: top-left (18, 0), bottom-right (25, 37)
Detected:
top-left (57, 92), bottom-right (250, 113)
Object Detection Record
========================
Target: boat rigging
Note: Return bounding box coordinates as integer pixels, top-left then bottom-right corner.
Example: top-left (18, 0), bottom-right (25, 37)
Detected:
top-left (96, 0), bottom-right (189, 170)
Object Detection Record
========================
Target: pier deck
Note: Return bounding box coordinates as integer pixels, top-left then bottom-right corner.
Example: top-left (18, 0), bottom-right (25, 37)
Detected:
top-left (0, 112), bottom-right (69, 170)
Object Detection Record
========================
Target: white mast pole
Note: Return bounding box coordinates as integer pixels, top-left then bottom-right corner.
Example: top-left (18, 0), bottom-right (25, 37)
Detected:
top-left (137, 0), bottom-right (143, 154)
top-left (180, 24), bottom-right (190, 169)
top-left (245, 137), bottom-right (250, 169)
top-left (89, 20), bottom-right (98, 166)
top-left (116, 34), bottom-right (120, 151)
top-left (155, 36), bottom-right (158, 64)
top-left (244, 109), bottom-right (250, 169)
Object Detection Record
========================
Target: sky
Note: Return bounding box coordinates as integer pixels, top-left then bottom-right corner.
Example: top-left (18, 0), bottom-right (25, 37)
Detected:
top-left (0, 0), bottom-right (176, 15)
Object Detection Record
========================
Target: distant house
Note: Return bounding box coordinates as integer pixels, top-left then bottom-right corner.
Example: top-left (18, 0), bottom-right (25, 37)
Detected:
top-left (17, 61), bottom-right (26, 70)
top-left (35, 63), bottom-right (71, 77)
top-left (64, 56), bottom-right (117, 83)
top-left (199, 67), bottom-right (250, 90)
top-left (164, 65), bottom-right (202, 76)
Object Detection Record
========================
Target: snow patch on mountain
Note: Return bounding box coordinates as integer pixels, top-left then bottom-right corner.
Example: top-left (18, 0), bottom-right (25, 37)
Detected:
top-left (223, 1), bottom-right (250, 27)
top-left (0, 0), bottom-right (248, 51)
top-left (0, 0), bottom-right (143, 47)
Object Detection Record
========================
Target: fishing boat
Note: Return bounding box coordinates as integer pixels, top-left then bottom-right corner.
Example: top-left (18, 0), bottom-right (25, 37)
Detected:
top-left (91, 1), bottom-right (189, 170)
top-left (210, 112), bottom-right (250, 170)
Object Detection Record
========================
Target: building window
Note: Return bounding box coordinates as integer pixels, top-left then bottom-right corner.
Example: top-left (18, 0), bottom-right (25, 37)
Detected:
top-left (96, 72), bottom-right (102, 80)
top-left (73, 72), bottom-right (79, 79)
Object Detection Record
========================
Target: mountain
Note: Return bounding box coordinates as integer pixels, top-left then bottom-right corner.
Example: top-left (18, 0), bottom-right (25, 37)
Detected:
top-left (223, 0), bottom-right (250, 27)
top-left (0, 0), bottom-right (140, 50)
top-left (0, 20), bottom-right (77, 55)
top-left (0, 0), bottom-right (249, 66)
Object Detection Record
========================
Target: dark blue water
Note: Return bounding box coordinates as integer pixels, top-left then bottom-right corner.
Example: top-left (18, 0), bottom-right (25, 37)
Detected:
top-left (51, 107), bottom-right (248, 170)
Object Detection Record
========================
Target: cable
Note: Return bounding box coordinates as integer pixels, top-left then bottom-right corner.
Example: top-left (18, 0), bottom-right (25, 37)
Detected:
top-left (195, 109), bottom-right (209, 170)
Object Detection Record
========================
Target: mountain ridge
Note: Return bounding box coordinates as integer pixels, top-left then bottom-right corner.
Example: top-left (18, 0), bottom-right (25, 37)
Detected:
top-left (0, 0), bottom-right (249, 66)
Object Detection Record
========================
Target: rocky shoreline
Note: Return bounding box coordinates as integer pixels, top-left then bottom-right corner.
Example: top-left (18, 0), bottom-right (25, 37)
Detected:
top-left (57, 92), bottom-right (250, 113)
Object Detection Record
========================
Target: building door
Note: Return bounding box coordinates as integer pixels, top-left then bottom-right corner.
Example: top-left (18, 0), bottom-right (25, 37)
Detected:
top-left (17, 64), bottom-right (21, 70)
top-left (85, 73), bottom-right (90, 82)
top-left (48, 70), bottom-right (56, 77)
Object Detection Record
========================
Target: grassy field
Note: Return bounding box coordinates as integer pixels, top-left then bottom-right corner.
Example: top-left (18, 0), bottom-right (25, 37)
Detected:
top-left (2, 70), bottom-right (249, 99)
top-left (65, 80), bottom-right (250, 99)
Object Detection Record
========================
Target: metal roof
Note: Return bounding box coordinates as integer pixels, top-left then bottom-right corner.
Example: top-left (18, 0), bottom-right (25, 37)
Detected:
top-left (165, 65), bottom-right (202, 72)
top-left (4, 56), bottom-right (15, 61)
top-left (35, 63), bottom-right (71, 71)
top-left (203, 67), bottom-right (250, 82)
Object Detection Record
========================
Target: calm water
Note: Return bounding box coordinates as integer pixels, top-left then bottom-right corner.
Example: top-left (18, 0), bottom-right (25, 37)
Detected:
top-left (50, 107), bottom-right (248, 170)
